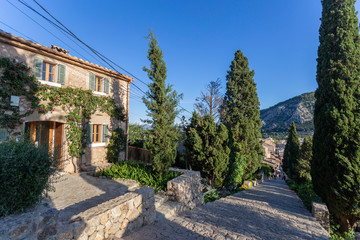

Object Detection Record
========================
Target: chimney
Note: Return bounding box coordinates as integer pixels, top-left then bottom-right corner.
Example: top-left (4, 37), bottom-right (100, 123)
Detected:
top-left (51, 45), bottom-right (69, 54)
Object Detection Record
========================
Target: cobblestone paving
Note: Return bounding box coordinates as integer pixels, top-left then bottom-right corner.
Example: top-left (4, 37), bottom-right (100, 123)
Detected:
top-left (124, 180), bottom-right (329, 240)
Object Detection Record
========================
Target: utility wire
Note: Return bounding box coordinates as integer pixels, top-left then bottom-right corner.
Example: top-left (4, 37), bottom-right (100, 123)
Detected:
top-left (11, 0), bottom-right (192, 114)
top-left (0, 19), bottom-right (37, 42)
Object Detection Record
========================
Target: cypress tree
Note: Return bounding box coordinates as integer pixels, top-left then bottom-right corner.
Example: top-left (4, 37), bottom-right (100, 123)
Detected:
top-left (283, 122), bottom-right (300, 178)
top-left (221, 50), bottom-right (263, 185)
top-left (295, 137), bottom-right (312, 184)
top-left (312, 0), bottom-right (360, 232)
top-left (142, 31), bottom-right (182, 174)
top-left (185, 112), bottom-right (230, 187)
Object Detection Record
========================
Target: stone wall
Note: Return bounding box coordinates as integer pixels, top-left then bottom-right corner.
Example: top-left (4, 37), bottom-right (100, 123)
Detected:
top-left (167, 168), bottom-right (204, 209)
top-left (0, 187), bottom-right (155, 240)
top-left (312, 202), bottom-right (330, 232)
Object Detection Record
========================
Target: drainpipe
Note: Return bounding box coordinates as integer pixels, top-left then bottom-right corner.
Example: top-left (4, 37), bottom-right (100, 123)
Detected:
top-left (125, 81), bottom-right (130, 161)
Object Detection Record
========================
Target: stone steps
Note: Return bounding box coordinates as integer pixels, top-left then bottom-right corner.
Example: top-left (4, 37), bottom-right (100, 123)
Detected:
top-left (156, 201), bottom-right (184, 220)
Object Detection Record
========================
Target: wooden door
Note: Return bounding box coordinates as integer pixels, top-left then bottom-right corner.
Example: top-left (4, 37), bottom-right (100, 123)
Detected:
top-left (54, 122), bottom-right (64, 168)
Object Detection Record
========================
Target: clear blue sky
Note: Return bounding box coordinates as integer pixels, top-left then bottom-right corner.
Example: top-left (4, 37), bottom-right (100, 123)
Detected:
top-left (1, 1), bottom-right (360, 123)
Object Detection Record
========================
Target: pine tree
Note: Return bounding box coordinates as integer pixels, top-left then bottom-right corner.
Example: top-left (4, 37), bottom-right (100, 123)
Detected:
top-left (295, 137), bottom-right (312, 184)
top-left (283, 122), bottom-right (300, 178)
top-left (221, 50), bottom-right (263, 185)
top-left (142, 31), bottom-right (182, 174)
top-left (312, 0), bottom-right (360, 232)
top-left (185, 112), bottom-right (230, 187)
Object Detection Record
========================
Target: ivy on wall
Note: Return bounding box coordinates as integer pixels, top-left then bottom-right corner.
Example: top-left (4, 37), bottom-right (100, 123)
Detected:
top-left (0, 57), bottom-right (40, 135)
top-left (0, 57), bottom-right (126, 161)
top-left (37, 81), bottom-right (125, 158)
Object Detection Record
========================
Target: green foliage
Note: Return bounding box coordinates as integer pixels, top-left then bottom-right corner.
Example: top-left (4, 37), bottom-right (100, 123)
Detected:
top-left (0, 139), bottom-right (58, 217)
top-left (106, 128), bottom-right (126, 163)
top-left (37, 85), bottom-right (124, 158)
top-left (184, 112), bottom-right (230, 187)
top-left (295, 137), bottom-right (312, 184)
top-left (330, 225), bottom-right (355, 240)
top-left (128, 124), bottom-right (147, 148)
top-left (142, 31), bottom-right (182, 174)
top-left (283, 122), bottom-right (300, 178)
top-left (221, 50), bottom-right (263, 186)
top-left (98, 161), bottom-right (180, 192)
top-left (255, 164), bottom-right (273, 178)
top-left (312, 0), bottom-right (360, 233)
top-left (286, 179), bottom-right (322, 212)
top-left (0, 57), bottom-right (40, 137)
top-left (204, 187), bottom-right (221, 203)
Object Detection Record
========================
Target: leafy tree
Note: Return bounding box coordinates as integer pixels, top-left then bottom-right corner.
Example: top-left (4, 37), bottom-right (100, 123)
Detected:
top-left (185, 112), bottom-right (230, 187)
top-left (312, 0), bottom-right (360, 233)
top-left (128, 124), bottom-right (147, 148)
top-left (194, 78), bottom-right (223, 121)
top-left (221, 50), bottom-right (263, 185)
top-left (295, 137), bottom-right (312, 184)
top-left (142, 31), bottom-right (182, 174)
top-left (283, 122), bottom-right (300, 178)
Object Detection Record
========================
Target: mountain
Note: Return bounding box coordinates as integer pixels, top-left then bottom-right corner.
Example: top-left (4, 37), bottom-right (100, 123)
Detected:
top-left (260, 92), bottom-right (315, 139)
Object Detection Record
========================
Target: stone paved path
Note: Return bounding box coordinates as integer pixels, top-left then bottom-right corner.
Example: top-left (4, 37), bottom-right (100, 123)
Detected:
top-left (124, 180), bottom-right (329, 240)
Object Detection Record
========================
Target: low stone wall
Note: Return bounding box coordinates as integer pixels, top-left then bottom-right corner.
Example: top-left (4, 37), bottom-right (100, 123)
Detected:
top-left (167, 168), bottom-right (204, 209)
top-left (0, 187), bottom-right (155, 240)
top-left (312, 202), bottom-right (330, 232)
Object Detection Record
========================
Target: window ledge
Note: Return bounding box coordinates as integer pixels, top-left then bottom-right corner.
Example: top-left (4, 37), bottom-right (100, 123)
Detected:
top-left (39, 80), bottom-right (61, 88)
top-left (93, 91), bottom-right (107, 96)
top-left (89, 142), bottom-right (106, 147)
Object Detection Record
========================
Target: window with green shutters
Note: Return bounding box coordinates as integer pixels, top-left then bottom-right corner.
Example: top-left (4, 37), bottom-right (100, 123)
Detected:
top-left (89, 73), bottom-right (110, 94)
top-left (87, 124), bottom-right (109, 145)
top-left (33, 57), bottom-right (65, 85)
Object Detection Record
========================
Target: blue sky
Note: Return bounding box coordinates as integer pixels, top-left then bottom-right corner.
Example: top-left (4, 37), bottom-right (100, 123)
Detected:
top-left (1, 1), bottom-right (360, 123)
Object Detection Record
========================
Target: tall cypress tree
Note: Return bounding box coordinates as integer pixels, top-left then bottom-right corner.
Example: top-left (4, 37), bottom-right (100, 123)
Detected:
top-left (185, 112), bottom-right (230, 187)
top-left (283, 122), bottom-right (300, 178)
top-left (142, 31), bottom-right (182, 174)
top-left (222, 50), bottom-right (263, 185)
top-left (312, 0), bottom-right (360, 232)
top-left (295, 137), bottom-right (312, 184)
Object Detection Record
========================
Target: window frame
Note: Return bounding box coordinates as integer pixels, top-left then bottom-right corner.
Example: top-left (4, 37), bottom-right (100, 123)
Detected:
top-left (92, 124), bottom-right (102, 143)
top-left (42, 61), bottom-right (56, 83)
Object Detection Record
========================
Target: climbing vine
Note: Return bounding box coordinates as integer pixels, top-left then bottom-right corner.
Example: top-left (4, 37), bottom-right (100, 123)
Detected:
top-left (37, 85), bottom-right (125, 158)
top-left (0, 57), bottom-right (40, 135)
top-left (0, 57), bottom-right (126, 160)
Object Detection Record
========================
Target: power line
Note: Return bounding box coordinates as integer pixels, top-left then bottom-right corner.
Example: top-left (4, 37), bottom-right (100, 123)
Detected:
top-left (10, 0), bottom-right (192, 114)
top-left (0, 19), bottom-right (37, 42)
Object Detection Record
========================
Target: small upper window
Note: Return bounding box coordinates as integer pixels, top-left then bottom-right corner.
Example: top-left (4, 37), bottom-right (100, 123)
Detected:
top-left (89, 73), bottom-right (110, 94)
top-left (42, 62), bottom-right (56, 82)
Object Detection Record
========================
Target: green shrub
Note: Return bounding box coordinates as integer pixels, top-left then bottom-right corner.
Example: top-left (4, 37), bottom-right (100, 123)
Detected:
top-left (98, 161), bottom-right (180, 192)
top-left (330, 225), bottom-right (355, 240)
top-left (106, 128), bottom-right (126, 163)
top-left (0, 140), bottom-right (58, 217)
top-left (286, 179), bottom-right (322, 211)
top-left (204, 187), bottom-right (221, 203)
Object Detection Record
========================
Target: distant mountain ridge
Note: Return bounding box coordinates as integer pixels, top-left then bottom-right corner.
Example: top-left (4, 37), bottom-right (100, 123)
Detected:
top-left (260, 92), bottom-right (315, 139)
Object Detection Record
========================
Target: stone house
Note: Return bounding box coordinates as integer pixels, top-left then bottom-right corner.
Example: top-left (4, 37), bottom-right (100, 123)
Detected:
top-left (0, 29), bottom-right (134, 173)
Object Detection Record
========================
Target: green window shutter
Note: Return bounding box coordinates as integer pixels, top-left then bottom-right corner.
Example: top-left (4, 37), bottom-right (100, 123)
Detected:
top-left (102, 124), bottom-right (109, 143)
top-left (33, 57), bottom-right (43, 79)
top-left (58, 64), bottom-right (66, 85)
top-left (87, 124), bottom-right (93, 144)
top-left (89, 73), bottom-right (96, 91)
top-left (104, 78), bottom-right (110, 93)
top-left (0, 129), bottom-right (8, 141)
